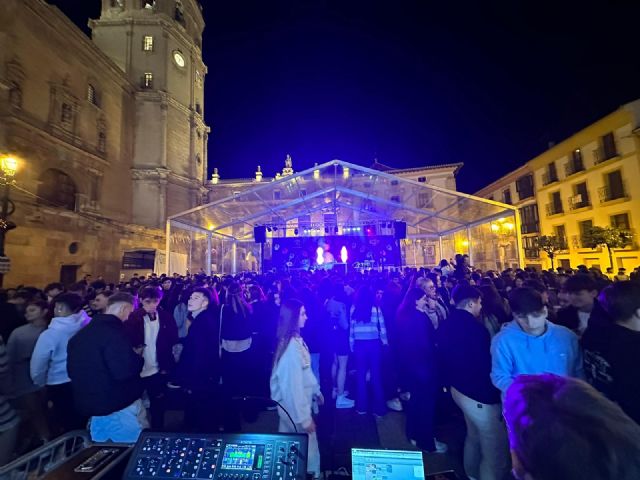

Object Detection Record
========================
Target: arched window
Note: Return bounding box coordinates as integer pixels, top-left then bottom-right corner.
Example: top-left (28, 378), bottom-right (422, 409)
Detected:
top-left (38, 169), bottom-right (77, 211)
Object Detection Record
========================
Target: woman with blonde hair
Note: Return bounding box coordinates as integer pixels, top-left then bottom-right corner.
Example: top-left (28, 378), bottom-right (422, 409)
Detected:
top-left (270, 298), bottom-right (323, 479)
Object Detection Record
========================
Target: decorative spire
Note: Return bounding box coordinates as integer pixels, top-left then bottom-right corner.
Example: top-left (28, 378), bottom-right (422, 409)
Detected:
top-left (255, 165), bottom-right (263, 182)
top-left (211, 167), bottom-right (220, 184)
top-left (282, 154), bottom-right (293, 177)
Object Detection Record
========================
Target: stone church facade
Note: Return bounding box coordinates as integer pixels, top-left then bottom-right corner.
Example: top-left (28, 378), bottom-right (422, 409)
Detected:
top-left (0, 0), bottom-right (208, 286)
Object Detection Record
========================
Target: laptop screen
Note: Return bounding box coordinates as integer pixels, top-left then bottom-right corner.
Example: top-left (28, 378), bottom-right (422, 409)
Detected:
top-left (351, 448), bottom-right (425, 480)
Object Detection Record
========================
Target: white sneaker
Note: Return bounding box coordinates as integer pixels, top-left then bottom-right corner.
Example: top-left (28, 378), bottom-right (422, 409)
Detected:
top-left (335, 394), bottom-right (355, 409)
top-left (386, 398), bottom-right (403, 412)
top-left (432, 439), bottom-right (448, 454)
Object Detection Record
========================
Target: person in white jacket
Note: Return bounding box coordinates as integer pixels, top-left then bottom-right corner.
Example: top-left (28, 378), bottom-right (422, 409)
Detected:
top-left (271, 298), bottom-right (324, 479)
top-left (30, 293), bottom-right (90, 434)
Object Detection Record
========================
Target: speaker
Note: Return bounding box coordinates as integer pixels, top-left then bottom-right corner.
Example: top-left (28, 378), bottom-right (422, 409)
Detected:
top-left (254, 225), bottom-right (267, 243)
top-left (393, 221), bottom-right (407, 240)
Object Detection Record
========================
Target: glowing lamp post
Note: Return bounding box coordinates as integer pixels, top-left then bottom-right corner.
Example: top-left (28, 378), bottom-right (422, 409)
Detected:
top-left (0, 155), bottom-right (19, 286)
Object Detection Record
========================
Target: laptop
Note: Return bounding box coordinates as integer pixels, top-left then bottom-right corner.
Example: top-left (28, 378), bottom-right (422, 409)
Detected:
top-left (351, 448), bottom-right (426, 480)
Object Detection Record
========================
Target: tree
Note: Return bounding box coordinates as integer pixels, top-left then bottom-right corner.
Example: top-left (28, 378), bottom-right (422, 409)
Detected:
top-left (538, 235), bottom-right (562, 270)
top-left (582, 226), bottom-right (633, 269)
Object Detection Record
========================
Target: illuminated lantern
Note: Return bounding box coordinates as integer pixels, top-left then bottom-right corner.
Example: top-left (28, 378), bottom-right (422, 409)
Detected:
top-left (340, 246), bottom-right (348, 263)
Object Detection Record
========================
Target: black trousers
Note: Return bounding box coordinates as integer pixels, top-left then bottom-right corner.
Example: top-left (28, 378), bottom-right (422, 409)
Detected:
top-left (405, 379), bottom-right (437, 451)
top-left (143, 373), bottom-right (168, 430)
top-left (47, 383), bottom-right (87, 434)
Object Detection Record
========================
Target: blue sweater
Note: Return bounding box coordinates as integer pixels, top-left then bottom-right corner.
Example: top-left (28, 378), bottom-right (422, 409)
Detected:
top-left (490, 320), bottom-right (584, 394)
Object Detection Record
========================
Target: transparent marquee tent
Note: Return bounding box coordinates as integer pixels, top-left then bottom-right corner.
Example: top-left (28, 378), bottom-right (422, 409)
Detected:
top-left (166, 160), bottom-right (522, 274)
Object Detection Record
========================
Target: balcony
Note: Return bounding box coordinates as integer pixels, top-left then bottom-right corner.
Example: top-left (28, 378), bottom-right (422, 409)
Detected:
top-left (521, 222), bottom-right (540, 234)
top-left (568, 194), bottom-right (591, 210)
top-left (598, 184), bottom-right (628, 203)
top-left (545, 202), bottom-right (564, 216)
top-left (542, 172), bottom-right (559, 186)
top-left (564, 160), bottom-right (585, 176)
top-left (524, 248), bottom-right (540, 259)
top-left (593, 147), bottom-right (619, 165)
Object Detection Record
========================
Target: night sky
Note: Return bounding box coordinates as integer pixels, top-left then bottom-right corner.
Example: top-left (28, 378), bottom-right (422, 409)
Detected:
top-left (50, 1), bottom-right (640, 193)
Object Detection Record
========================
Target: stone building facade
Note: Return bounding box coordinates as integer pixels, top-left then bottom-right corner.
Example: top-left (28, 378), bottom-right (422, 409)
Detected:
top-left (0, 0), bottom-right (208, 286)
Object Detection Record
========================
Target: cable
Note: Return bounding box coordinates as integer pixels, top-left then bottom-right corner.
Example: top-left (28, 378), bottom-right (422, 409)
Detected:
top-left (232, 395), bottom-right (298, 433)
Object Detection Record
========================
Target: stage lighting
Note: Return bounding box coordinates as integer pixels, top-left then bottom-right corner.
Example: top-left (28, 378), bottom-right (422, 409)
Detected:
top-left (294, 228), bottom-right (299, 235)
top-left (334, 226), bottom-right (339, 234)
top-left (324, 226), bottom-right (329, 234)
top-left (273, 226), bottom-right (278, 231)
top-left (340, 246), bottom-right (348, 263)
top-left (267, 226), bottom-right (272, 232)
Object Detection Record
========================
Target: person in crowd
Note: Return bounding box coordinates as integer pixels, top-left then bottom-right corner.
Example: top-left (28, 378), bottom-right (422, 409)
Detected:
top-left (396, 287), bottom-right (447, 453)
top-left (30, 292), bottom-right (89, 434)
top-left (491, 288), bottom-right (583, 396)
top-left (67, 283), bottom-right (94, 319)
top-left (478, 283), bottom-right (510, 336)
top-left (417, 277), bottom-right (449, 325)
top-left (43, 283), bottom-right (63, 304)
top-left (325, 281), bottom-right (354, 409)
top-left (220, 282), bottom-right (254, 428)
top-left (270, 299), bottom-right (323, 480)
top-left (582, 281), bottom-right (640, 424)
top-left (614, 268), bottom-right (630, 282)
top-left (91, 290), bottom-right (113, 315)
top-left (248, 284), bottom-right (273, 397)
top-left (0, 336), bottom-right (20, 466)
top-left (555, 274), bottom-right (610, 336)
top-left (7, 300), bottom-right (50, 448)
top-left (173, 287), bottom-right (220, 431)
top-left (124, 286), bottom-right (178, 429)
top-left (438, 285), bottom-right (509, 480)
top-left (67, 293), bottom-right (147, 443)
top-left (349, 286), bottom-right (388, 417)
top-left (172, 286), bottom-right (191, 338)
top-left (379, 280), bottom-right (403, 412)
top-left (504, 374), bottom-right (640, 480)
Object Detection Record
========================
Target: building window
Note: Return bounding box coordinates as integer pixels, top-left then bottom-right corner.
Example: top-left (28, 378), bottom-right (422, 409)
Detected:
top-left (566, 149), bottom-right (584, 176)
top-left (38, 169), bottom-right (77, 211)
top-left (142, 72), bottom-right (153, 89)
top-left (143, 35), bottom-right (154, 51)
top-left (554, 225), bottom-right (568, 250)
top-left (502, 188), bottom-right (512, 205)
top-left (390, 195), bottom-right (401, 203)
top-left (578, 220), bottom-right (593, 247)
top-left (516, 174), bottom-right (534, 200)
top-left (417, 191), bottom-right (433, 209)
top-left (142, 0), bottom-right (155, 9)
top-left (9, 81), bottom-right (22, 109)
top-left (569, 182), bottom-right (590, 210)
top-left (390, 180), bottom-right (399, 186)
top-left (417, 176), bottom-right (427, 183)
top-left (610, 213), bottom-right (630, 231)
top-left (111, 0), bottom-right (124, 7)
top-left (598, 132), bottom-right (618, 162)
top-left (523, 236), bottom-right (540, 259)
top-left (543, 162), bottom-right (558, 185)
top-left (520, 204), bottom-right (539, 234)
top-left (87, 84), bottom-right (98, 106)
top-left (195, 71), bottom-right (202, 88)
top-left (97, 131), bottom-right (106, 154)
top-left (546, 191), bottom-right (563, 216)
top-left (273, 190), bottom-right (281, 200)
top-left (599, 170), bottom-right (626, 203)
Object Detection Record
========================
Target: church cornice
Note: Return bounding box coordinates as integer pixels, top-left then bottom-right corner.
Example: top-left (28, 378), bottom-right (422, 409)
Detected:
top-left (24, 0), bottom-right (136, 93)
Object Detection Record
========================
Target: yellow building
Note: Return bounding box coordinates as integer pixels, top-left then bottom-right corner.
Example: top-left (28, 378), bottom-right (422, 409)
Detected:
top-left (476, 99), bottom-right (640, 271)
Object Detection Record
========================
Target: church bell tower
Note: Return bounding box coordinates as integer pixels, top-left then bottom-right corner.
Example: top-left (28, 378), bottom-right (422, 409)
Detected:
top-left (90, 0), bottom-right (209, 228)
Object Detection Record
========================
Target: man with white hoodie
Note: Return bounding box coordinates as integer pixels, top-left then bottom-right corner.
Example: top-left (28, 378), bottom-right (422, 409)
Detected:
top-left (30, 293), bottom-right (90, 434)
top-left (491, 287), bottom-right (583, 396)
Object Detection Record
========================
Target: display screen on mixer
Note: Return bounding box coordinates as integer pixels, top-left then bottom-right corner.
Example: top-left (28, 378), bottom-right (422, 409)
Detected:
top-left (221, 444), bottom-right (258, 471)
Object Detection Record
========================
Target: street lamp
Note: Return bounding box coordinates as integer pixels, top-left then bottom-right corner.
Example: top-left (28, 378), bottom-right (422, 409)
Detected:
top-left (0, 155), bottom-right (19, 287)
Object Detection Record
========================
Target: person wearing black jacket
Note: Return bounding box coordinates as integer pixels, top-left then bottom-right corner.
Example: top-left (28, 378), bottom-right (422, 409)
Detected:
top-left (125, 286), bottom-right (179, 429)
top-left (396, 288), bottom-right (446, 453)
top-left (174, 287), bottom-right (220, 432)
top-left (582, 282), bottom-right (640, 425)
top-left (438, 285), bottom-right (509, 480)
top-left (555, 274), bottom-right (610, 336)
top-left (67, 293), bottom-right (146, 443)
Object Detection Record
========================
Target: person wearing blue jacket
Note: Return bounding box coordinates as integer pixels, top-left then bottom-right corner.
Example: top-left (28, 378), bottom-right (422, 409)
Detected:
top-left (491, 287), bottom-right (583, 396)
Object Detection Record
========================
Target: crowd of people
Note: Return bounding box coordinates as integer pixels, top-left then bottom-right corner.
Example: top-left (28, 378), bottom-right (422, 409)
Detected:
top-left (0, 253), bottom-right (639, 479)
